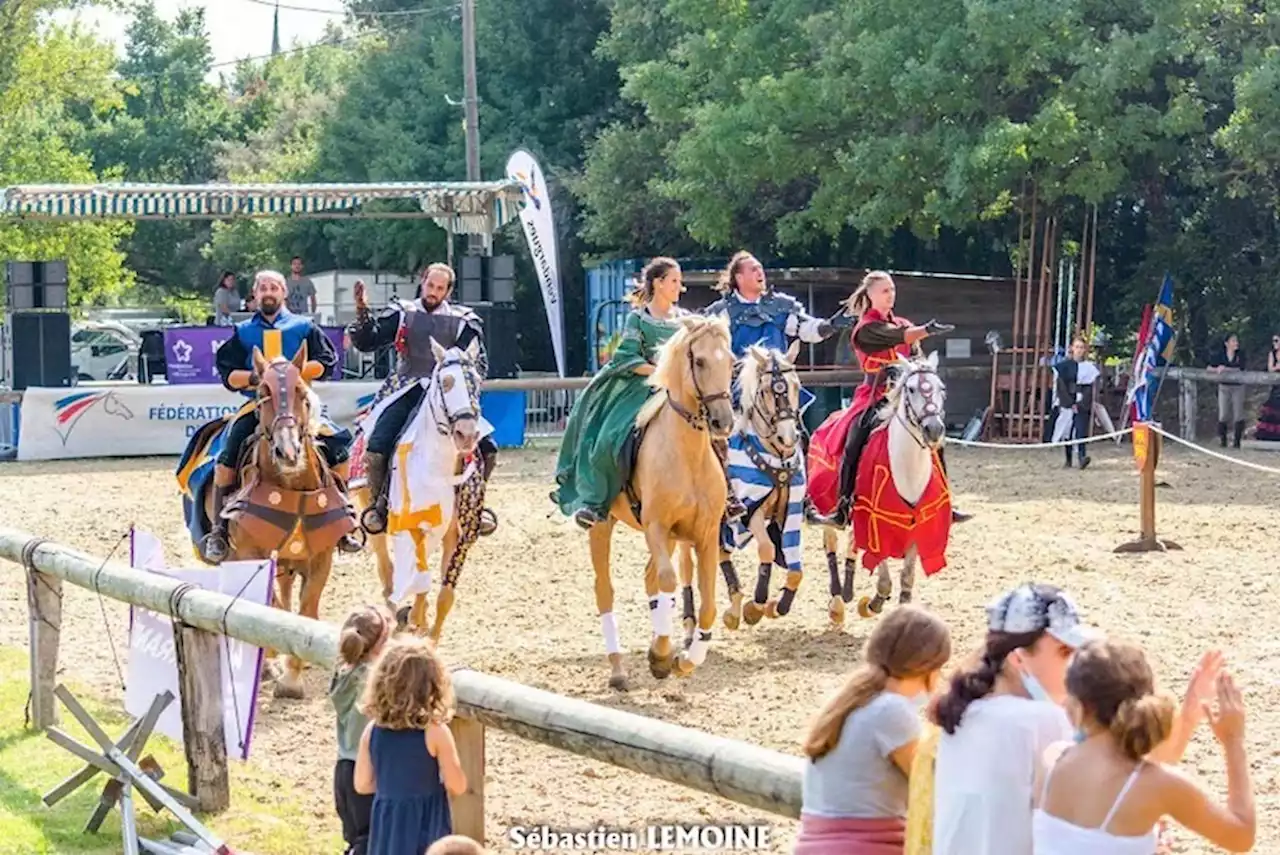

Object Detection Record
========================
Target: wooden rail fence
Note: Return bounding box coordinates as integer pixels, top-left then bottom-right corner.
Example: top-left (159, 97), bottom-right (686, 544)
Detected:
top-left (0, 528), bottom-right (804, 846)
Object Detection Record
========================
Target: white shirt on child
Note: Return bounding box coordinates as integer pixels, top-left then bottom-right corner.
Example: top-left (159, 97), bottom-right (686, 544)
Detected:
top-left (931, 695), bottom-right (1073, 855)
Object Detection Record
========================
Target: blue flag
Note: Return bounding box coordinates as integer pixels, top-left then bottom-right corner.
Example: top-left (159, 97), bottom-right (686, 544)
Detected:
top-left (1127, 275), bottom-right (1176, 422)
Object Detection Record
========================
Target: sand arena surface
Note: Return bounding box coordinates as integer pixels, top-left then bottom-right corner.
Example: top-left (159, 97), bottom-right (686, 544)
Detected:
top-left (1, 439), bottom-right (1279, 854)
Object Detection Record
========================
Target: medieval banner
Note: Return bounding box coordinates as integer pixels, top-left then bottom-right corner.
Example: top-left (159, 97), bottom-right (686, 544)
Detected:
top-left (505, 149), bottom-right (565, 377)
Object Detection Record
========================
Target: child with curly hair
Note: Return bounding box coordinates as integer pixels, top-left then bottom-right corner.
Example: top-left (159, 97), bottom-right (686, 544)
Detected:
top-left (354, 636), bottom-right (468, 855)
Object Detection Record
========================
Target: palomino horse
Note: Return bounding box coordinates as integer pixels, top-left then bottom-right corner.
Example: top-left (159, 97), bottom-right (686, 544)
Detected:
top-left (351, 338), bottom-right (487, 642)
top-left (589, 314), bottom-right (735, 690)
top-left (697, 341), bottom-right (806, 635)
top-left (201, 344), bottom-right (359, 698)
top-left (844, 350), bottom-right (951, 618)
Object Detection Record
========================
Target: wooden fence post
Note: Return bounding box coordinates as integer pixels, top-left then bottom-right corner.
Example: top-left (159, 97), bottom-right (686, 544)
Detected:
top-left (175, 623), bottom-right (229, 813)
top-left (1115, 424), bottom-right (1182, 554)
top-left (1179, 378), bottom-right (1198, 440)
top-left (27, 567), bottom-right (62, 730)
top-left (449, 715), bottom-right (485, 844)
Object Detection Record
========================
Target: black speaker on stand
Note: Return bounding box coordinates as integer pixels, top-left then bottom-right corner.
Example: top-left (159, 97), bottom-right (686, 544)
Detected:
top-left (6, 260), bottom-right (73, 390)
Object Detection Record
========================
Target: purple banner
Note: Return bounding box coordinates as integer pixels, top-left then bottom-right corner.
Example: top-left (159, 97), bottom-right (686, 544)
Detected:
top-left (163, 325), bottom-right (346, 385)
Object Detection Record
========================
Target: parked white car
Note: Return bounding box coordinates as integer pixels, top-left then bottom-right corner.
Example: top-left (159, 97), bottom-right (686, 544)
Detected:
top-left (71, 320), bottom-right (140, 382)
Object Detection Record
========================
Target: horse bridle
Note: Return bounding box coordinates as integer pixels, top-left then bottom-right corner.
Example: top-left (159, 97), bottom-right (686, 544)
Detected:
top-left (666, 330), bottom-right (732, 431)
top-left (749, 356), bottom-right (799, 441)
top-left (887, 363), bottom-right (945, 449)
top-left (426, 351), bottom-right (482, 436)
top-left (260, 361), bottom-right (306, 440)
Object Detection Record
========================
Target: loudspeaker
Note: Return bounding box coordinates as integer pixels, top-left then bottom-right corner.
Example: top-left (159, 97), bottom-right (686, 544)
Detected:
top-left (7, 260), bottom-right (69, 311)
top-left (10, 311), bottom-right (72, 390)
top-left (472, 302), bottom-right (518, 379)
top-left (457, 255), bottom-right (517, 304)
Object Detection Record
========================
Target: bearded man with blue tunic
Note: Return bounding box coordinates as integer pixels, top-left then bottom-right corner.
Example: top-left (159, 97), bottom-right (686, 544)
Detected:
top-left (191, 270), bottom-right (363, 564)
top-left (702, 251), bottom-right (848, 521)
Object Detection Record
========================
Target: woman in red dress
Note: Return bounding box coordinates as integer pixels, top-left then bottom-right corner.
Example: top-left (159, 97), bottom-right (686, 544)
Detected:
top-left (808, 271), bottom-right (971, 527)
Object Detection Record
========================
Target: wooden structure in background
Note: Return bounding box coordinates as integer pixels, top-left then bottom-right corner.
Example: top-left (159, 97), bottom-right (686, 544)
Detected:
top-left (985, 192), bottom-right (1100, 442)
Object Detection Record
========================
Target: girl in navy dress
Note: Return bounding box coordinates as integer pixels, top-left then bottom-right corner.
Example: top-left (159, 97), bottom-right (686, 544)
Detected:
top-left (354, 636), bottom-right (468, 855)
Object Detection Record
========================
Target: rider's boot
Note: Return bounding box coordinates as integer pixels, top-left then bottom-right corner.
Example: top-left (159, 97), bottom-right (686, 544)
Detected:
top-left (812, 414), bottom-right (871, 529)
top-left (361, 451), bottom-right (390, 535)
top-left (713, 438), bottom-right (747, 521)
top-left (477, 439), bottom-right (499, 536)
top-left (331, 460), bottom-right (365, 554)
top-left (200, 464), bottom-right (237, 565)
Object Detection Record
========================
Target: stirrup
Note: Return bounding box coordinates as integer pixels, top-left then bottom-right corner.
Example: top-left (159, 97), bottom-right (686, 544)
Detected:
top-left (724, 497), bottom-right (747, 522)
top-left (574, 508), bottom-right (605, 530)
top-left (361, 500), bottom-right (388, 535)
top-left (338, 530), bottom-right (366, 553)
top-left (200, 528), bottom-right (230, 564)
top-left (478, 507), bottom-right (497, 536)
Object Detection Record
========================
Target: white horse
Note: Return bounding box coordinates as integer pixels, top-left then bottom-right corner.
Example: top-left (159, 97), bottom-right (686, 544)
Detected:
top-left (703, 341), bottom-right (807, 634)
top-left (847, 350), bottom-right (952, 618)
top-left (359, 338), bottom-right (491, 639)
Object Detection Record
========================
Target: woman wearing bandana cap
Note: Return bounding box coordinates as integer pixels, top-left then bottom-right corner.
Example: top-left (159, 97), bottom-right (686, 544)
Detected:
top-left (925, 583), bottom-right (1100, 855)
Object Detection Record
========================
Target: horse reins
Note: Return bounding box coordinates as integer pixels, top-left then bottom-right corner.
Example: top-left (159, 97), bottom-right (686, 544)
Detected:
top-left (666, 330), bottom-right (731, 431)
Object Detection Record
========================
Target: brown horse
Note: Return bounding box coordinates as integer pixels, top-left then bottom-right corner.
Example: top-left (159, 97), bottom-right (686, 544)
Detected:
top-left (588, 314), bottom-right (736, 690)
top-left (202, 343), bottom-right (358, 698)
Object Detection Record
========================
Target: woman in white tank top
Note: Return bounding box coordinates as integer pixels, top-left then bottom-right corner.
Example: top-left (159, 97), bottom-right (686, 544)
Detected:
top-left (1032, 639), bottom-right (1256, 854)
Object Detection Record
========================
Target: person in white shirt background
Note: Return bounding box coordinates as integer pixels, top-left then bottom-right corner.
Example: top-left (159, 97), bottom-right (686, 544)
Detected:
top-left (1051, 336), bottom-right (1102, 468)
top-left (927, 583), bottom-right (1098, 855)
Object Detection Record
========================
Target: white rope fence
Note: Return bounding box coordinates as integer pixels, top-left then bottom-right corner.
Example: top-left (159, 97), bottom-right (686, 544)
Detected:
top-left (949, 428), bottom-right (1133, 450)
top-left (946, 423), bottom-right (1280, 476)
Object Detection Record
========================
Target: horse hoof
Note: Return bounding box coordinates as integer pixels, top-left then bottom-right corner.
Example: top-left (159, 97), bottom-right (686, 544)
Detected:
top-left (723, 610), bottom-right (741, 631)
top-left (274, 675), bottom-right (305, 700)
top-left (647, 647), bottom-right (675, 680)
top-left (395, 605), bottom-right (411, 630)
top-left (743, 602), bottom-right (765, 625)
top-left (857, 596), bottom-right (874, 619)
top-left (764, 600), bottom-right (780, 619)
top-left (828, 596), bottom-right (845, 626)
top-left (674, 654), bottom-right (696, 677)
top-left (608, 673), bottom-right (629, 692)
top-left (899, 591), bottom-right (913, 605)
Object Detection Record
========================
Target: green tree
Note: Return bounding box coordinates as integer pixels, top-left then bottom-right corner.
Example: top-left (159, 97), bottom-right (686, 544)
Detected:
top-left (78, 1), bottom-right (230, 295)
top-left (0, 7), bottom-right (133, 306)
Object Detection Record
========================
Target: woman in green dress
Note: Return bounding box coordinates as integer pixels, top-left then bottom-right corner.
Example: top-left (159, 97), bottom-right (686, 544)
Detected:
top-left (553, 257), bottom-right (744, 529)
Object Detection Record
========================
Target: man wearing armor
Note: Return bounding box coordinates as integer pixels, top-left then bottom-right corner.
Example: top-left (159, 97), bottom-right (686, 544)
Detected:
top-left (203, 270), bottom-right (364, 563)
top-left (703, 251), bottom-right (850, 519)
top-left (347, 263), bottom-right (499, 536)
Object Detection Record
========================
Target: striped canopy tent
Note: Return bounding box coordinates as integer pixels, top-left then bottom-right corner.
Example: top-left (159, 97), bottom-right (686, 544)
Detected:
top-left (0, 180), bottom-right (523, 238)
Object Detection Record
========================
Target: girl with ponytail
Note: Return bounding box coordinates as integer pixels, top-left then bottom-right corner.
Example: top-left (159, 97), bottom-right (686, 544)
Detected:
top-left (330, 604), bottom-right (393, 855)
top-left (795, 606), bottom-right (952, 854)
top-left (928, 583), bottom-right (1099, 855)
top-left (1032, 639), bottom-right (1255, 853)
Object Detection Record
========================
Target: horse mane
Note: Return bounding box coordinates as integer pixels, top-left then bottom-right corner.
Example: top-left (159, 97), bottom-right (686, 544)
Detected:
top-left (635, 314), bottom-right (730, 430)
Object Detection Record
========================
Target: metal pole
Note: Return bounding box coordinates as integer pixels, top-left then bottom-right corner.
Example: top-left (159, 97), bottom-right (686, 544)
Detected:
top-left (461, 0), bottom-right (483, 256)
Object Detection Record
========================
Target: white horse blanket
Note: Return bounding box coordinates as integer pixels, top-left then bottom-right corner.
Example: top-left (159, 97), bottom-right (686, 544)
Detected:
top-left (383, 377), bottom-right (493, 602)
top-left (719, 431), bottom-right (806, 572)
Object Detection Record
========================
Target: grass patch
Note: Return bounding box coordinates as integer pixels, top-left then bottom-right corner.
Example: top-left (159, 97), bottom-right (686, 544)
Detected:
top-left (0, 647), bottom-right (340, 855)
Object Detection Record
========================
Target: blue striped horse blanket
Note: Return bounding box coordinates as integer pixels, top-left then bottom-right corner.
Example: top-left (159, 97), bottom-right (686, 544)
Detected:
top-left (719, 432), bottom-right (807, 571)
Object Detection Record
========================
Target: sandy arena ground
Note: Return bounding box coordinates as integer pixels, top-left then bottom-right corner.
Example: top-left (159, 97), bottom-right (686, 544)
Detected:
top-left (2, 438), bottom-right (1280, 854)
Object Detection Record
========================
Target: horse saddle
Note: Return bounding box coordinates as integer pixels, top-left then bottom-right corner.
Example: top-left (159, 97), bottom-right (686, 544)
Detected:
top-left (223, 445), bottom-right (357, 559)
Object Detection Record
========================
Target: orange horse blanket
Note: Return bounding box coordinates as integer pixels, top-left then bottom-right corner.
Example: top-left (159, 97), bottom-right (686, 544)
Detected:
top-left (852, 427), bottom-right (951, 574)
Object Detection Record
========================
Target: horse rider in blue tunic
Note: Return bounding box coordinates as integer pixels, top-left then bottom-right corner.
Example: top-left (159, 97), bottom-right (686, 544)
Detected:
top-left (346, 262), bottom-right (499, 537)
top-left (702, 251), bottom-right (850, 519)
top-left (202, 270), bottom-right (363, 564)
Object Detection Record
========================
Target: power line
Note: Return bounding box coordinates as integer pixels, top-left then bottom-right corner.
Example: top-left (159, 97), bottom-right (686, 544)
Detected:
top-left (239, 0), bottom-right (460, 17)
top-left (209, 35), bottom-right (365, 69)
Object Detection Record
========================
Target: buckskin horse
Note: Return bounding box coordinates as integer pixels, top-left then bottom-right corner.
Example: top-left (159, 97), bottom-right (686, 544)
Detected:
top-left (696, 341), bottom-right (807, 637)
top-left (845, 350), bottom-right (952, 618)
top-left (177, 344), bottom-right (359, 698)
top-left (350, 338), bottom-right (488, 642)
top-left (587, 314), bottom-right (735, 690)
